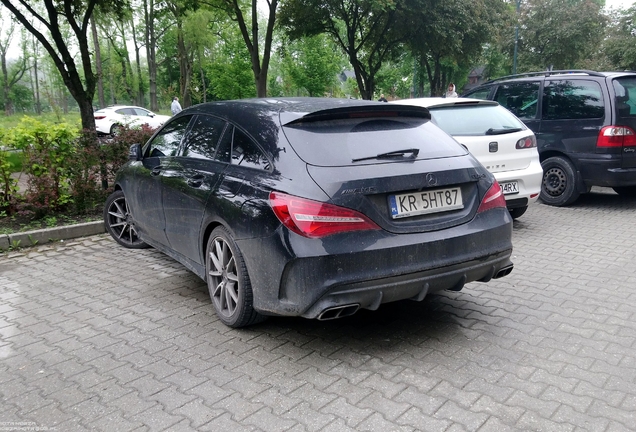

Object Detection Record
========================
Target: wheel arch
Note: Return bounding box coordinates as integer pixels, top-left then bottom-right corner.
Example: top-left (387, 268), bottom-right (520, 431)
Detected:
top-left (201, 220), bottom-right (227, 262)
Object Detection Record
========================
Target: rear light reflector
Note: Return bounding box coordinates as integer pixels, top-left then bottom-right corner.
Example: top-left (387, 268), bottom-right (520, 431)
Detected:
top-left (269, 192), bottom-right (380, 238)
top-left (94, 115), bottom-right (106, 120)
top-left (477, 181), bottom-right (506, 214)
top-left (515, 135), bottom-right (537, 149)
top-left (597, 126), bottom-right (636, 148)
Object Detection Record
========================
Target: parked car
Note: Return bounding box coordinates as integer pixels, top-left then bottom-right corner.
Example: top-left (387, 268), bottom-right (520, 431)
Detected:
top-left (462, 70), bottom-right (636, 205)
top-left (94, 105), bottom-right (171, 135)
top-left (391, 97), bottom-right (542, 219)
top-left (103, 98), bottom-right (514, 328)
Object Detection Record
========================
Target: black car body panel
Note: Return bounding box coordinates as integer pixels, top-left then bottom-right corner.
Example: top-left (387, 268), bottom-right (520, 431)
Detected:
top-left (109, 97), bottom-right (513, 324)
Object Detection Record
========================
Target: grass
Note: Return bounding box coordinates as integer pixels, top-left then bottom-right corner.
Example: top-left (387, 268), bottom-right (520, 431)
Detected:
top-left (0, 112), bottom-right (82, 130)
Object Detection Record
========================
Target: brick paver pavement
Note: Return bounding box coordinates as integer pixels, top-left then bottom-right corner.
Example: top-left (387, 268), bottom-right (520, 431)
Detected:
top-left (1, 188), bottom-right (635, 431)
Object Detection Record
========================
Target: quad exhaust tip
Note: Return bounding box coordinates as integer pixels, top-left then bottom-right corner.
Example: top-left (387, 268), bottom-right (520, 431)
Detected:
top-left (317, 304), bottom-right (360, 320)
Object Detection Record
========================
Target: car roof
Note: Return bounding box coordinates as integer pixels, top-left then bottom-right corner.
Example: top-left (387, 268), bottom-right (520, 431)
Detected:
top-left (179, 97), bottom-right (432, 158)
top-left (390, 97), bottom-right (499, 109)
top-left (479, 70), bottom-right (636, 86)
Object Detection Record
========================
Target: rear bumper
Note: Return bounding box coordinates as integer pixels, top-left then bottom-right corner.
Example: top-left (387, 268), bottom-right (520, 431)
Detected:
top-left (492, 157), bottom-right (543, 208)
top-left (299, 250), bottom-right (513, 319)
top-left (237, 209), bottom-right (513, 318)
top-left (576, 154), bottom-right (636, 187)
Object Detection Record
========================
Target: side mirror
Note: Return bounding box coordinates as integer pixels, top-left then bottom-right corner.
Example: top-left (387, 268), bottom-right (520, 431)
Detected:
top-left (129, 143), bottom-right (143, 161)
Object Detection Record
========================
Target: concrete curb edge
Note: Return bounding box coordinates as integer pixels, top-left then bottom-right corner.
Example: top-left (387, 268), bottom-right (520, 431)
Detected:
top-left (0, 221), bottom-right (106, 251)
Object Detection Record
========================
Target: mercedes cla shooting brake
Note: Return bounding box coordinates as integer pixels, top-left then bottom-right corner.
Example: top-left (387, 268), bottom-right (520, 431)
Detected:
top-left (104, 98), bottom-right (514, 328)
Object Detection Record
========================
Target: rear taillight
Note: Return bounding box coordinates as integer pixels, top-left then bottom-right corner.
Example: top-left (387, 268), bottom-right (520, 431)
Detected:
top-left (477, 181), bottom-right (506, 214)
top-left (269, 192), bottom-right (380, 238)
top-left (596, 126), bottom-right (636, 148)
top-left (94, 115), bottom-right (106, 120)
top-left (515, 135), bottom-right (536, 149)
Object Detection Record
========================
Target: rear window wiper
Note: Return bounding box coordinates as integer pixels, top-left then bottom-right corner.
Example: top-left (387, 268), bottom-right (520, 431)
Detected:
top-left (352, 148), bottom-right (420, 163)
top-left (485, 127), bottom-right (523, 135)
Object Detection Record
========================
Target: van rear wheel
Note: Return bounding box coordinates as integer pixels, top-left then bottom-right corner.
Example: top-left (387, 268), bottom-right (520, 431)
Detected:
top-left (540, 156), bottom-right (580, 206)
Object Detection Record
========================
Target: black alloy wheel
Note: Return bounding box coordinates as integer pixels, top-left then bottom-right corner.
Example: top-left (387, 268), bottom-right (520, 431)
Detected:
top-left (205, 227), bottom-right (263, 328)
top-left (103, 190), bottom-right (149, 249)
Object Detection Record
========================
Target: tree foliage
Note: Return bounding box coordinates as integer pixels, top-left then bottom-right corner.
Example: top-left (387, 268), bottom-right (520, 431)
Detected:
top-left (517, 0), bottom-right (607, 71)
top-left (602, 5), bottom-right (636, 71)
top-left (279, 0), bottom-right (409, 100)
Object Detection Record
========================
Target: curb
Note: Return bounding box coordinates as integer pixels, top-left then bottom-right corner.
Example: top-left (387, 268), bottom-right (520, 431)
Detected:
top-left (0, 221), bottom-right (106, 251)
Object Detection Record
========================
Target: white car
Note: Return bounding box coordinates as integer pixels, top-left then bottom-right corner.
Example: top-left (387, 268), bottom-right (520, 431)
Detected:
top-left (94, 105), bottom-right (171, 135)
top-left (392, 97), bottom-right (542, 219)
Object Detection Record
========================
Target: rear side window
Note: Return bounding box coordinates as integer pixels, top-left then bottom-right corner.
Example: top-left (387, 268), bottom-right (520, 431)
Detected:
top-left (430, 105), bottom-right (526, 136)
top-left (214, 125), bottom-right (271, 170)
top-left (613, 77), bottom-right (636, 118)
top-left (182, 115), bottom-right (227, 160)
top-left (542, 80), bottom-right (604, 120)
top-left (283, 117), bottom-right (465, 167)
top-left (494, 82), bottom-right (540, 119)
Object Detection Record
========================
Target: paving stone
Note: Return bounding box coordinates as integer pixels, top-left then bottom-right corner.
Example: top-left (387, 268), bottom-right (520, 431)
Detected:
top-left (2, 197), bottom-right (636, 430)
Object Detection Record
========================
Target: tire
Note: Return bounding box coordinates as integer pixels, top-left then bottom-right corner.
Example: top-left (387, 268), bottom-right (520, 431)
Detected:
top-left (540, 156), bottom-right (580, 206)
top-left (103, 190), bottom-right (149, 249)
top-left (612, 186), bottom-right (636, 197)
top-left (110, 123), bottom-right (122, 136)
top-left (509, 206), bottom-right (528, 220)
top-left (205, 227), bottom-right (264, 328)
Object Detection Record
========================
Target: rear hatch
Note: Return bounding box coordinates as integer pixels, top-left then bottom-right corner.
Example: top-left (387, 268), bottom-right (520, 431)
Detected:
top-left (611, 76), bottom-right (636, 169)
top-left (427, 102), bottom-right (536, 174)
top-left (280, 105), bottom-right (491, 234)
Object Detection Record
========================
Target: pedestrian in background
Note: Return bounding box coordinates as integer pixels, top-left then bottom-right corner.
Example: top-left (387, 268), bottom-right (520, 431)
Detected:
top-left (378, 94), bottom-right (388, 102)
top-left (171, 97), bottom-right (182, 115)
top-left (445, 83), bottom-right (458, 98)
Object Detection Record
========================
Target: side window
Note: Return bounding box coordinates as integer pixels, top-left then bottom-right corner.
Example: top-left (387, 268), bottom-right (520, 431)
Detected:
top-left (232, 129), bottom-right (270, 170)
top-left (145, 115), bottom-right (192, 157)
top-left (133, 108), bottom-right (151, 117)
top-left (182, 115), bottom-right (227, 160)
top-left (116, 108), bottom-right (134, 115)
top-left (542, 80), bottom-right (604, 120)
top-left (215, 125), bottom-right (233, 163)
top-left (494, 82), bottom-right (540, 119)
top-left (464, 87), bottom-right (491, 100)
top-left (613, 78), bottom-right (636, 117)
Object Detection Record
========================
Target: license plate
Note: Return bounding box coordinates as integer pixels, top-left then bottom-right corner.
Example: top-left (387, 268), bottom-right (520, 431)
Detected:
top-left (389, 187), bottom-right (463, 219)
top-left (500, 181), bottom-right (519, 195)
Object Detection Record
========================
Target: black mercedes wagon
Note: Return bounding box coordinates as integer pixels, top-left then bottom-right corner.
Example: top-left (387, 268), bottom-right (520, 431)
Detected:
top-left (104, 98), bottom-right (514, 328)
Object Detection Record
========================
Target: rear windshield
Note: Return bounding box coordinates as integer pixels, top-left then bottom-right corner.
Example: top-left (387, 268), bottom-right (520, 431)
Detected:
top-left (282, 117), bottom-right (466, 167)
top-left (613, 77), bottom-right (636, 119)
top-left (429, 105), bottom-right (526, 136)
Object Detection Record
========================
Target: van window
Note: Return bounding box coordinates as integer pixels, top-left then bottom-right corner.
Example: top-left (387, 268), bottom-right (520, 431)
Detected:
top-left (542, 80), bottom-right (604, 120)
top-left (613, 77), bottom-right (636, 118)
top-left (494, 82), bottom-right (540, 119)
top-left (464, 87), bottom-right (491, 100)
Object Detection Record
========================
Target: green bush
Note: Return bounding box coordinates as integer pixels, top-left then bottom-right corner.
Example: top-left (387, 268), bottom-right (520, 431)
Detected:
top-left (0, 117), bottom-right (157, 222)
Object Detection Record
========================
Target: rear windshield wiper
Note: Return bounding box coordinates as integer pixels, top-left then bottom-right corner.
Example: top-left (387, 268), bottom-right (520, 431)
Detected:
top-left (352, 148), bottom-right (420, 163)
top-left (485, 127), bottom-right (523, 135)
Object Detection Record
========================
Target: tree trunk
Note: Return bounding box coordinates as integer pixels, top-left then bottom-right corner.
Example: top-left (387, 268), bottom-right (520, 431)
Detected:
top-left (176, 21), bottom-right (192, 107)
top-left (91, 18), bottom-right (105, 109)
top-left (144, 0), bottom-right (158, 111)
top-left (1, 50), bottom-right (12, 115)
top-left (131, 18), bottom-right (144, 106)
top-left (32, 36), bottom-right (41, 114)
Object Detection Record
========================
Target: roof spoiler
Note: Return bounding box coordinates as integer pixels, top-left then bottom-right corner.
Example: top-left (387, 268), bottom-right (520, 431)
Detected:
top-left (283, 104), bottom-right (431, 126)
